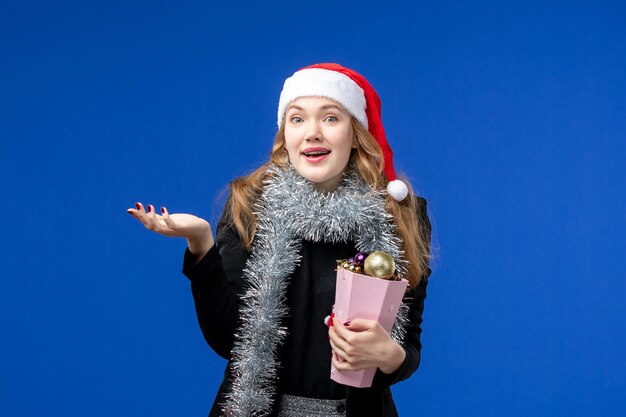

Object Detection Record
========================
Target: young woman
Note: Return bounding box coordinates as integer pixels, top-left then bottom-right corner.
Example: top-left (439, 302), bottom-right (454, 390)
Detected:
top-left (128, 63), bottom-right (432, 417)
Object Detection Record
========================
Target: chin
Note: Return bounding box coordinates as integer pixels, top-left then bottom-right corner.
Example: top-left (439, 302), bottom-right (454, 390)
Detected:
top-left (308, 172), bottom-right (345, 191)
top-left (299, 170), bottom-right (333, 183)
top-left (290, 160), bottom-right (347, 190)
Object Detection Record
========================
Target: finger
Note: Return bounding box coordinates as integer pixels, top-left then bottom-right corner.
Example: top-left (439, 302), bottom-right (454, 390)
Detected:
top-left (331, 318), bottom-right (353, 340)
top-left (145, 204), bottom-right (165, 231)
top-left (332, 354), bottom-right (354, 371)
top-left (130, 202), bottom-right (153, 227)
top-left (127, 202), bottom-right (143, 216)
top-left (160, 206), bottom-right (177, 229)
top-left (143, 204), bottom-right (156, 229)
top-left (330, 343), bottom-right (347, 364)
top-left (143, 204), bottom-right (166, 232)
top-left (329, 326), bottom-right (347, 347)
top-left (329, 328), bottom-right (352, 359)
top-left (135, 202), bottom-right (146, 214)
top-left (329, 332), bottom-right (345, 355)
top-left (344, 318), bottom-right (377, 332)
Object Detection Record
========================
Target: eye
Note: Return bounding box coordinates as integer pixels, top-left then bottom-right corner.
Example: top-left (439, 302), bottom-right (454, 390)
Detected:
top-left (290, 116), bottom-right (303, 124)
top-left (324, 116), bottom-right (338, 122)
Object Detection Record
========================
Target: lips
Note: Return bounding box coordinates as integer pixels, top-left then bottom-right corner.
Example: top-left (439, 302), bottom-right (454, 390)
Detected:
top-left (302, 147), bottom-right (331, 157)
top-left (301, 147), bottom-right (331, 163)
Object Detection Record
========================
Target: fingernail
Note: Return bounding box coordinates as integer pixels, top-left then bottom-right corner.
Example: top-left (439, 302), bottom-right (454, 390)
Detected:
top-left (147, 205), bottom-right (152, 213)
top-left (344, 321), bottom-right (351, 327)
top-left (161, 207), bottom-right (165, 214)
top-left (135, 202), bottom-right (141, 210)
top-left (126, 209), bottom-right (133, 214)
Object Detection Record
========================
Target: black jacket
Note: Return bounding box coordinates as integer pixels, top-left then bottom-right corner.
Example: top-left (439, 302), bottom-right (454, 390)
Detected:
top-left (182, 198), bottom-right (431, 416)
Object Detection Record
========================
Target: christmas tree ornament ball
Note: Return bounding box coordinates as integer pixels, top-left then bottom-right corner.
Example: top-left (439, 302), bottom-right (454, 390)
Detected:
top-left (363, 251), bottom-right (395, 279)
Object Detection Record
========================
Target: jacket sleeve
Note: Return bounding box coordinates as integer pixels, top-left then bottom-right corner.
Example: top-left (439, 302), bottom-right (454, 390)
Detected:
top-left (372, 196), bottom-right (432, 388)
top-left (181, 205), bottom-right (250, 359)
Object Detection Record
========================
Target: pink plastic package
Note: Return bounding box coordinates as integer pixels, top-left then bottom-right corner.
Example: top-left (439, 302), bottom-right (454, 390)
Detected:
top-left (330, 268), bottom-right (408, 388)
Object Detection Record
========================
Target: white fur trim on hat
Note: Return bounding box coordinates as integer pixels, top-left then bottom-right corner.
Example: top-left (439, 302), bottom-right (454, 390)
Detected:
top-left (387, 179), bottom-right (409, 202)
top-left (277, 68), bottom-right (368, 128)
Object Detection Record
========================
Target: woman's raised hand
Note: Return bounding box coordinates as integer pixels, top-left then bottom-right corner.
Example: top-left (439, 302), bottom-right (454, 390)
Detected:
top-left (127, 202), bottom-right (214, 257)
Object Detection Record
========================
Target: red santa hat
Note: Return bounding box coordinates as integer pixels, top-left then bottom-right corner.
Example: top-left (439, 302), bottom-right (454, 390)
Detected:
top-left (277, 63), bottom-right (409, 202)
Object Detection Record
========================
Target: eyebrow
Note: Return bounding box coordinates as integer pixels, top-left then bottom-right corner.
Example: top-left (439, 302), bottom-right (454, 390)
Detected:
top-left (286, 104), bottom-right (344, 112)
top-left (320, 104), bottom-right (343, 111)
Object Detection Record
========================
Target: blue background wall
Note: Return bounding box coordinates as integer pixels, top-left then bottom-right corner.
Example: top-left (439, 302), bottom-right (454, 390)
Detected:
top-left (1, 1), bottom-right (624, 416)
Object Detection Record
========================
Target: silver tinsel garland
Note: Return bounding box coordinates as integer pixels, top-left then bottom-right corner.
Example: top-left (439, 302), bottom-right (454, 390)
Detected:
top-left (222, 165), bottom-right (410, 417)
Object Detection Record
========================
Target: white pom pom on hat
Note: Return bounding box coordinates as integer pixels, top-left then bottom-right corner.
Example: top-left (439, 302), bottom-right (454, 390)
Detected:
top-left (278, 63), bottom-right (409, 202)
top-left (387, 179), bottom-right (409, 202)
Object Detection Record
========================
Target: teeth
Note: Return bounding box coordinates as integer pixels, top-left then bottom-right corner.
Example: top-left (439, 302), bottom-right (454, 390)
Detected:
top-left (304, 151), bottom-right (330, 156)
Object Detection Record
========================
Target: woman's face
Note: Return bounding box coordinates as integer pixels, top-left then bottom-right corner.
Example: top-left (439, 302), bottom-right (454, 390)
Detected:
top-left (283, 96), bottom-right (356, 192)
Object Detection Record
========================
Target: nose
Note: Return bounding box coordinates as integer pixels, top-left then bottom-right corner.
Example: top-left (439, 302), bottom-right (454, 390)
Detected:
top-left (304, 121), bottom-right (322, 142)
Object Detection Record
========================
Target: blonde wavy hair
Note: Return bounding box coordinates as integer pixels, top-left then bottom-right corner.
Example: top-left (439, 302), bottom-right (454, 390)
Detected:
top-left (224, 118), bottom-right (431, 288)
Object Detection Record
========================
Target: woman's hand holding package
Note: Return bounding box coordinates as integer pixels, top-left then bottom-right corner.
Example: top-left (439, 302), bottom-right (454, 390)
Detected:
top-left (329, 318), bottom-right (406, 374)
top-left (127, 202), bottom-right (214, 260)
